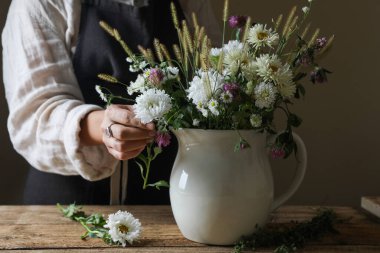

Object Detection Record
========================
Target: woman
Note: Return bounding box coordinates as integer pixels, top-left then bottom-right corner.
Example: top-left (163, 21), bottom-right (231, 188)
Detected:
top-left (2, 0), bottom-right (219, 205)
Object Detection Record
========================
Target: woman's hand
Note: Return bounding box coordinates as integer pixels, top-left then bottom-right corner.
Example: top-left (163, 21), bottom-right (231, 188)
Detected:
top-left (80, 104), bottom-right (155, 160)
top-left (102, 104), bottom-right (155, 160)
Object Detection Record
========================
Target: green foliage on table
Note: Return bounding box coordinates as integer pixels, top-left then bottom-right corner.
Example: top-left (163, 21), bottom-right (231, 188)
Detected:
top-left (233, 209), bottom-right (340, 253)
top-left (57, 203), bottom-right (114, 245)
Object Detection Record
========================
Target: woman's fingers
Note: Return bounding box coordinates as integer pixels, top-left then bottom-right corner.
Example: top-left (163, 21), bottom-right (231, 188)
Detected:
top-left (104, 137), bottom-right (151, 153)
top-left (106, 146), bottom-right (146, 161)
top-left (110, 124), bottom-right (155, 141)
top-left (106, 104), bottom-right (155, 130)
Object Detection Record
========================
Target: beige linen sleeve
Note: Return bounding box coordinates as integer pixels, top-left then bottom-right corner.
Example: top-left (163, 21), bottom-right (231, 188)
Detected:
top-left (2, 0), bottom-right (118, 181)
top-left (179, 0), bottom-right (222, 46)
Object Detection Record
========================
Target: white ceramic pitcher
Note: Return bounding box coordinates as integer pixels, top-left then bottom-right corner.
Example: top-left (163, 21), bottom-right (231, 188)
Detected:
top-left (169, 129), bottom-right (307, 245)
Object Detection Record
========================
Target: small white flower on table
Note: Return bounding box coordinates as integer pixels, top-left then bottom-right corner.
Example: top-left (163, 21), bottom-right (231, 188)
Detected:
top-left (104, 210), bottom-right (142, 246)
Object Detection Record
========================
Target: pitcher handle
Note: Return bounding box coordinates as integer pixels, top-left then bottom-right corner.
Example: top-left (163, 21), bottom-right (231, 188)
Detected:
top-left (270, 132), bottom-right (307, 212)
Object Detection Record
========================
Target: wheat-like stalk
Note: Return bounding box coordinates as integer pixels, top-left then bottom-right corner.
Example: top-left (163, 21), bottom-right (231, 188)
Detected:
top-left (154, 38), bottom-right (164, 62)
top-left (98, 74), bottom-right (118, 83)
top-left (282, 6), bottom-right (297, 36)
top-left (308, 28), bottom-right (320, 47)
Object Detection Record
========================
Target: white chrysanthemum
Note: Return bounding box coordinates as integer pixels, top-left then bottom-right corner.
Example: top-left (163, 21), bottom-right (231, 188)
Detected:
top-left (220, 91), bottom-right (233, 103)
top-left (208, 99), bottom-right (220, 116)
top-left (165, 66), bottom-right (179, 80)
top-left (128, 74), bottom-right (146, 95)
top-left (187, 69), bottom-right (224, 108)
top-left (222, 40), bottom-right (248, 75)
top-left (104, 210), bottom-right (142, 246)
top-left (278, 83), bottom-right (297, 99)
top-left (242, 60), bottom-right (259, 81)
top-left (254, 54), bottom-right (296, 99)
top-left (95, 85), bottom-right (107, 102)
top-left (250, 114), bottom-right (263, 128)
top-left (133, 88), bottom-right (172, 123)
top-left (247, 24), bottom-right (279, 49)
top-left (302, 6), bottom-right (310, 14)
top-left (254, 82), bottom-right (278, 109)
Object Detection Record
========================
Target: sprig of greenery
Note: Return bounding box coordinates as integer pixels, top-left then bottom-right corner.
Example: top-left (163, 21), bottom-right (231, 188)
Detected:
top-left (233, 209), bottom-right (340, 253)
top-left (57, 203), bottom-right (115, 245)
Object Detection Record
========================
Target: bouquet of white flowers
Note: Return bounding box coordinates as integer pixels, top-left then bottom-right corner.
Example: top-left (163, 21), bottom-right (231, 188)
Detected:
top-left (96, 0), bottom-right (334, 189)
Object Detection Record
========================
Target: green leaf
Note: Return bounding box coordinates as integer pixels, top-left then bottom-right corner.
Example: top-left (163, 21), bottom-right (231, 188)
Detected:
top-left (147, 180), bottom-right (170, 190)
top-left (288, 113), bottom-right (302, 127)
top-left (136, 154), bottom-right (148, 167)
top-left (135, 161), bottom-right (145, 180)
top-left (57, 203), bottom-right (86, 220)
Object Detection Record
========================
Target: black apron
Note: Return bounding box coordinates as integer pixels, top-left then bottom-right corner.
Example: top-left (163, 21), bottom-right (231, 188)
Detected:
top-left (23, 0), bottom-right (183, 205)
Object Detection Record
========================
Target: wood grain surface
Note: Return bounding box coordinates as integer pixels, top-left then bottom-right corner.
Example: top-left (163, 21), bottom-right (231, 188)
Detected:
top-left (0, 205), bottom-right (379, 252)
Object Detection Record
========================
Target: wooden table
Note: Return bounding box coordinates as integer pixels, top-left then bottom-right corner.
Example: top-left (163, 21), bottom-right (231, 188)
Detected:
top-left (0, 205), bottom-right (380, 252)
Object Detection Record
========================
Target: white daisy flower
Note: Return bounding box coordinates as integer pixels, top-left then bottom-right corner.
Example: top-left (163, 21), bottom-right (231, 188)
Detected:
top-left (302, 6), bottom-right (310, 14)
top-left (95, 85), bottom-right (107, 102)
top-left (196, 102), bottom-right (209, 118)
top-left (193, 118), bottom-right (200, 127)
top-left (187, 69), bottom-right (224, 109)
top-left (220, 91), bottom-right (233, 103)
top-left (128, 74), bottom-right (146, 95)
top-left (165, 66), bottom-right (179, 80)
top-left (133, 88), bottom-right (172, 123)
top-left (250, 114), bottom-right (263, 128)
top-left (247, 24), bottom-right (279, 49)
top-left (139, 61), bottom-right (148, 69)
top-left (254, 82), bottom-right (278, 109)
top-left (208, 99), bottom-right (220, 116)
top-left (104, 210), bottom-right (142, 246)
top-left (210, 48), bottom-right (222, 57)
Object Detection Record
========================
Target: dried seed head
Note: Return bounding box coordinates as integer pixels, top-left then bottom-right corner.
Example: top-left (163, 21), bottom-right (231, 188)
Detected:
top-left (223, 0), bottom-right (230, 22)
top-left (308, 28), bottom-right (320, 47)
top-left (170, 2), bottom-right (180, 29)
top-left (182, 20), bottom-right (194, 53)
top-left (282, 6), bottom-right (297, 36)
top-left (173, 44), bottom-right (182, 62)
top-left (274, 14), bottom-right (283, 31)
top-left (301, 23), bottom-right (311, 39)
top-left (242, 16), bottom-right (252, 42)
top-left (98, 74), bottom-right (118, 83)
top-left (99, 21), bottom-right (115, 37)
top-left (154, 38), bottom-right (164, 62)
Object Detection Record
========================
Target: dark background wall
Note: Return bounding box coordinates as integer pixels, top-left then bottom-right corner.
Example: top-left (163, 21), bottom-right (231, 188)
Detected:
top-left (1, 0), bottom-right (379, 206)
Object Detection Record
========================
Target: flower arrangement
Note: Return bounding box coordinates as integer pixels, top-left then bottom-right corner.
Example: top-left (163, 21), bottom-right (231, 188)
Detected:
top-left (96, 0), bottom-right (334, 189)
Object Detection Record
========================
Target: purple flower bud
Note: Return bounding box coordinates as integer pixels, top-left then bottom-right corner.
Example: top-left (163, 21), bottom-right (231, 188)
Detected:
top-left (298, 53), bottom-right (313, 66)
top-left (271, 147), bottom-right (285, 159)
top-left (315, 37), bottom-right (327, 50)
top-left (155, 132), bottom-right (171, 148)
top-left (223, 83), bottom-right (239, 95)
top-left (149, 68), bottom-right (165, 86)
top-left (228, 16), bottom-right (248, 29)
top-left (310, 67), bottom-right (331, 84)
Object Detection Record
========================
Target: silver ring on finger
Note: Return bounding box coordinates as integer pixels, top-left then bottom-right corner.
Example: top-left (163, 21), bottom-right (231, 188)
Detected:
top-left (105, 123), bottom-right (116, 138)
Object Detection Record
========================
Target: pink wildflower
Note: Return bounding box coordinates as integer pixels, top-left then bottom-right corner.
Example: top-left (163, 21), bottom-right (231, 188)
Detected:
top-left (149, 68), bottom-right (165, 86)
top-left (155, 132), bottom-right (171, 148)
